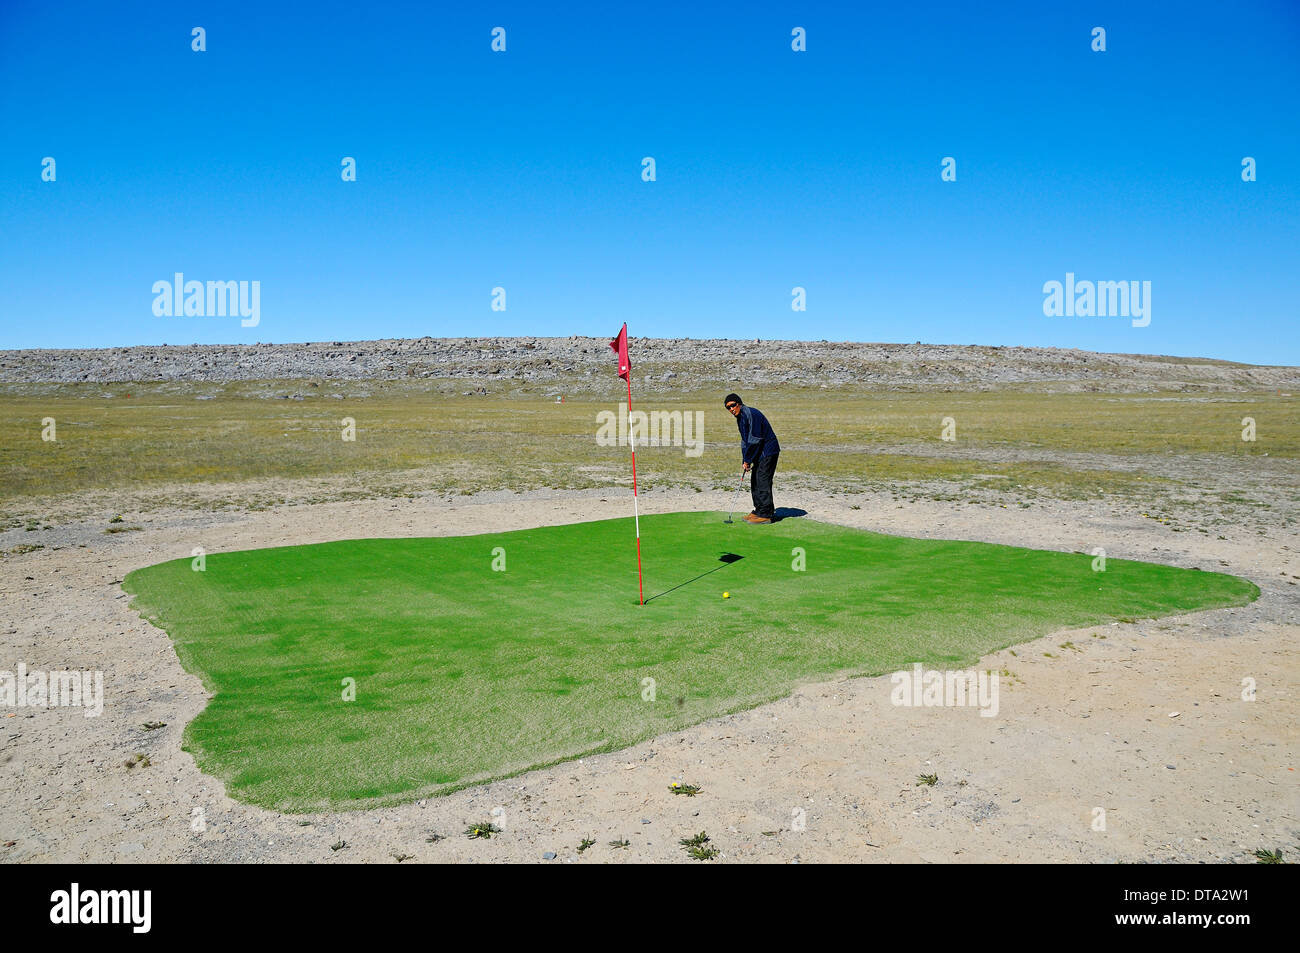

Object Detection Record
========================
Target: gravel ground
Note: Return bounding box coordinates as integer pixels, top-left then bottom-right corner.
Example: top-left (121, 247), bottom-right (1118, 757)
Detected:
top-left (1, 483), bottom-right (1295, 864)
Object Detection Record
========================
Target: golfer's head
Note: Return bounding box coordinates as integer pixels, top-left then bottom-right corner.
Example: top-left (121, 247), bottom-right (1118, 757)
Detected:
top-left (724, 393), bottom-right (742, 417)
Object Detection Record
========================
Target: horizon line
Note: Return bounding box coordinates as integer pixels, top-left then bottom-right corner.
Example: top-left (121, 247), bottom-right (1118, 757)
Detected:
top-left (1, 336), bottom-right (1294, 370)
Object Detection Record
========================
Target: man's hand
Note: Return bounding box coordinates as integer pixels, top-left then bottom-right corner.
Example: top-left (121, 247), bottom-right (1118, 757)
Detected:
top-left (742, 461), bottom-right (751, 473)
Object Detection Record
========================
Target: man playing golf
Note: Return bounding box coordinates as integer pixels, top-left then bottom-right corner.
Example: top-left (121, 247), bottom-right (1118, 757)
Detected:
top-left (725, 393), bottom-right (780, 523)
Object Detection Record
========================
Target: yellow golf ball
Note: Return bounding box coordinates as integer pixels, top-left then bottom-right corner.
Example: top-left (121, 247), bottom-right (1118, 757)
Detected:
top-left (723, 592), bottom-right (730, 599)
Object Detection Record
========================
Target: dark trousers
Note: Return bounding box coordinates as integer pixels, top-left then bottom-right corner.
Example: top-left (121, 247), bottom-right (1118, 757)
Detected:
top-left (750, 452), bottom-right (778, 518)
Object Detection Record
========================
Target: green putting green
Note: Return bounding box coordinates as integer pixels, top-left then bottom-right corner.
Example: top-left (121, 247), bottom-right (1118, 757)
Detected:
top-left (123, 512), bottom-right (1257, 811)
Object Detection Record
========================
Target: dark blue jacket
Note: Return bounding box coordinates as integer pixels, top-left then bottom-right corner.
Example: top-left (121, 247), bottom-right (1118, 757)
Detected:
top-left (736, 405), bottom-right (780, 464)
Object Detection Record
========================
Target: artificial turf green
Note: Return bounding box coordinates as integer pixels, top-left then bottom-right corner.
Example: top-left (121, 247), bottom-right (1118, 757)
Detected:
top-left (122, 512), bottom-right (1258, 811)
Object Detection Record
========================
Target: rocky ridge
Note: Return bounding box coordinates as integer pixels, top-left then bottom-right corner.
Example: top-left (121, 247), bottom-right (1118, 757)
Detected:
top-left (2, 337), bottom-right (1296, 393)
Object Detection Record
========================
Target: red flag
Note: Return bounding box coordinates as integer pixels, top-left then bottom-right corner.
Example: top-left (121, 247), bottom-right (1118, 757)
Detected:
top-left (609, 323), bottom-right (630, 380)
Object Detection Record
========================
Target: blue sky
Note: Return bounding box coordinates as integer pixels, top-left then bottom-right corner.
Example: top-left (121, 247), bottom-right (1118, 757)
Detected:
top-left (2, 0), bottom-right (1297, 362)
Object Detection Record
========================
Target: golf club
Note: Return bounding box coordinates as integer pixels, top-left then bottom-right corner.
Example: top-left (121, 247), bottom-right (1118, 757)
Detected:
top-left (723, 468), bottom-right (747, 523)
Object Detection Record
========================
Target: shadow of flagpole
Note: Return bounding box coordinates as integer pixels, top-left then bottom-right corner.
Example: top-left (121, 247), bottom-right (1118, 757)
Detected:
top-left (643, 554), bottom-right (744, 604)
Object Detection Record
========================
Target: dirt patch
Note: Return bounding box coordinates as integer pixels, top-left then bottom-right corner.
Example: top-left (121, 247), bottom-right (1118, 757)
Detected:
top-left (1, 484), bottom-right (1295, 863)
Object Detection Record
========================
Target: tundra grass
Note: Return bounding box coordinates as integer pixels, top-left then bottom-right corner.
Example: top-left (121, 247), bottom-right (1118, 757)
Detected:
top-left (3, 386), bottom-right (1296, 516)
top-left (122, 512), bottom-right (1258, 812)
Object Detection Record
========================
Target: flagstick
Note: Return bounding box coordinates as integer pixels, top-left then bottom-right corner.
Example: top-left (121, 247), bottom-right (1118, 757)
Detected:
top-left (627, 375), bottom-right (644, 605)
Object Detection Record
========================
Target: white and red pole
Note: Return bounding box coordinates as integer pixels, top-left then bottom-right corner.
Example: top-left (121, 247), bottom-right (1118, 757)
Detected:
top-left (610, 322), bottom-right (644, 605)
top-left (627, 374), bottom-right (644, 606)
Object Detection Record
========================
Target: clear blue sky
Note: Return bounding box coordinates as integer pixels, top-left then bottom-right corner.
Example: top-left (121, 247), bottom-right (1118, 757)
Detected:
top-left (2, 0), bottom-right (1297, 363)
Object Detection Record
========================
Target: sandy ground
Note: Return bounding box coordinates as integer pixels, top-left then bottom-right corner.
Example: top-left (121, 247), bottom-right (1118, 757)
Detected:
top-left (1, 485), bottom-right (1296, 864)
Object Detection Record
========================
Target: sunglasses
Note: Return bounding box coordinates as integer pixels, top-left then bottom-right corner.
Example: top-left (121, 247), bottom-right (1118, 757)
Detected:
top-left (725, 403), bottom-right (739, 410)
